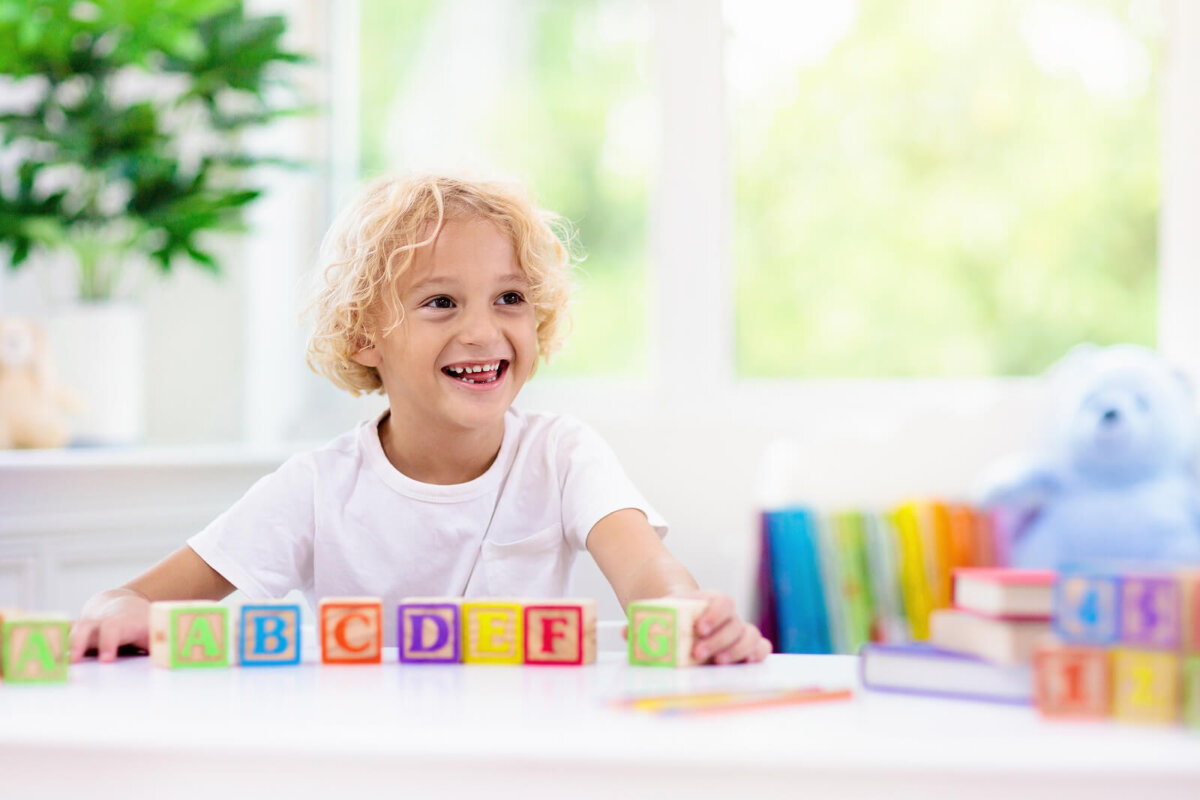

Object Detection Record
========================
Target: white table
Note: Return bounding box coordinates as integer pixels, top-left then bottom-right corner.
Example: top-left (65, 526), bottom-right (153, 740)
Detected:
top-left (2, 651), bottom-right (1198, 799)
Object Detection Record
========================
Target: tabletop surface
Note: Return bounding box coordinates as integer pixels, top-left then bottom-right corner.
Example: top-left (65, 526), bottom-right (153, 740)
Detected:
top-left (3, 651), bottom-right (1198, 798)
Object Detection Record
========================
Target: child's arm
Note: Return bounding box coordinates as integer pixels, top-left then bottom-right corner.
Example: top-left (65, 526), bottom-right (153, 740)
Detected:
top-left (69, 545), bottom-right (235, 663)
top-left (587, 508), bottom-right (772, 665)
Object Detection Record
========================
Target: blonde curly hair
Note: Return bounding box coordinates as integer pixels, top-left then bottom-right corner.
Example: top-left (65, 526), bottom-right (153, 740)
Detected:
top-left (305, 175), bottom-right (576, 396)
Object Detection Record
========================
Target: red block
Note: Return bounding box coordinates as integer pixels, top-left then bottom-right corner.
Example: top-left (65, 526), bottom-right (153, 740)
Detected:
top-left (1034, 644), bottom-right (1112, 719)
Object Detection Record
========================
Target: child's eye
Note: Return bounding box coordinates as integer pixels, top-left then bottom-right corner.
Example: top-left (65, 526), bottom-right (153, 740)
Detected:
top-left (497, 291), bottom-right (525, 306)
top-left (423, 296), bottom-right (454, 309)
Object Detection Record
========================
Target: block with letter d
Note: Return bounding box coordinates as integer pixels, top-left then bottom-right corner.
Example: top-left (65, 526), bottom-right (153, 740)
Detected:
top-left (238, 602), bottom-right (302, 666)
top-left (1, 614), bottom-right (70, 683)
top-left (462, 600), bottom-right (523, 664)
top-left (150, 602), bottom-right (230, 669)
top-left (1033, 643), bottom-right (1111, 718)
top-left (398, 598), bottom-right (461, 664)
top-left (1055, 572), bottom-right (1121, 646)
top-left (319, 597), bottom-right (383, 664)
top-left (524, 599), bottom-right (596, 665)
top-left (628, 597), bottom-right (708, 668)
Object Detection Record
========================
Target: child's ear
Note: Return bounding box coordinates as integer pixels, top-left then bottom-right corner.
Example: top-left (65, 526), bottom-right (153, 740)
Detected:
top-left (351, 338), bottom-right (382, 368)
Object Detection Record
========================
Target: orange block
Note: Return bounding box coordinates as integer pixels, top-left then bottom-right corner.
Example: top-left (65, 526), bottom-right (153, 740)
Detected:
top-left (319, 598), bottom-right (383, 664)
top-left (1034, 644), bottom-right (1111, 718)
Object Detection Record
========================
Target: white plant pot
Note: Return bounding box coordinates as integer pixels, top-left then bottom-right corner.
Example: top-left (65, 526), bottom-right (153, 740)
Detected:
top-left (47, 303), bottom-right (145, 446)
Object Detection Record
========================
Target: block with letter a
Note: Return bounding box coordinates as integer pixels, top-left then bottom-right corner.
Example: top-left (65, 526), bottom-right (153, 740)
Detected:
top-left (150, 602), bottom-right (230, 669)
top-left (1, 614), bottom-right (70, 683)
top-left (398, 598), bottom-right (462, 664)
top-left (462, 600), bottom-right (524, 664)
top-left (319, 598), bottom-right (383, 664)
top-left (627, 598), bottom-right (707, 667)
top-left (238, 602), bottom-right (302, 666)
top-left (524, 600), bottom-right (596, 665)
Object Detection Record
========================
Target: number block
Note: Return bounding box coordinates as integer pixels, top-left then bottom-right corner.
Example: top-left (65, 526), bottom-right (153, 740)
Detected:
top-left (628, 598), bottom-right (708, 668)
top-left (238, 602), bottom-right (302, 666)
top-left (1112, 649), bottom-right (1180, 725)
top-left (150, 602), bottom-right (230, 669)
top-left (524, 599), bottom-right (596, 665)
top-left (1, 615), bottom-right (69, 683)
top-left (1055, 572), bottom-right (1121, 645)
top-left (1181, 571), bottom-right (1200, 654)
top-left (1184, 657), bottom-right (1200, 729)
top-left (462, 600), bottom-right (524, 664)
top-left (1033, 644), bottom-right (1111, 718)
top-left (398, 598), bottom-right (461, 664)
top-left (1120, 574), bottom-right (1181, 650)
top-left (319, 597), bottom-right (383, 664)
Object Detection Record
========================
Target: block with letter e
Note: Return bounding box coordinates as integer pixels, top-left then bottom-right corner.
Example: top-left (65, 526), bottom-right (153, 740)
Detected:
top-left (1112, 649), bottom-right (1180, 725)
top-left (1033, 643), bottom-right (1111, 718)
top-left (524, 599), bottom-right (596, 665)
top-left (150, 602), bottom-right (230, 669)
top-left (319, 598), bottom-right (383, 664)
top-left (398, 598), bottom-right (461, 664)
top-left (1, 614), bottom-right (70, 683)
top-left (1055, 572), bottom-right (1121, 646)
top-left (462, 600), bottom-right (523, 664)
top-left (628, 598), bottom-right (708, 667)
top-left (238, 602), bottom-right (302, 666)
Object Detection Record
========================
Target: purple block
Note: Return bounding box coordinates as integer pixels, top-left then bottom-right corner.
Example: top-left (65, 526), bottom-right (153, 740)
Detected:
top-left (1120, 575), bottom-right (1181, 650)
top-left (397, 602), bottom-right (461, 664)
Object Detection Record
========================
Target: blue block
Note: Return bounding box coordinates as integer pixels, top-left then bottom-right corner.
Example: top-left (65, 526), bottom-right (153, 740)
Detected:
top-left (238, 603), bottom-right (302, 666)
top-left (1055, 572), bottom-right (1122, 645)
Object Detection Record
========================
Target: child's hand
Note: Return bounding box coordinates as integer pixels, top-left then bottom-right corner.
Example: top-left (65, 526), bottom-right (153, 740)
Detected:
top-left (69, 588), bottom-right (152, 663)
top-left (679, 589), bottom-right (772, 665)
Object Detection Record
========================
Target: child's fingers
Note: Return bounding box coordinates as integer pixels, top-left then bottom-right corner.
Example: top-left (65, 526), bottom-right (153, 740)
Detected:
top-left (695, 593), bottom-right (735, 637)
top-left (96, 621), bottom-right (125, 663)
top-left (712, 624), bottom-right (765, 665)
top-left (692, 617), bottom-right (743, 663)
top-left (68, 620), bottom-right (98, 663)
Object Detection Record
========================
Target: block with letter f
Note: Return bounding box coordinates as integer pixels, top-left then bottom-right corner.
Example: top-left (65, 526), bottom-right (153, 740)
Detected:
top-left (524, 600), bottom-right (596, 665)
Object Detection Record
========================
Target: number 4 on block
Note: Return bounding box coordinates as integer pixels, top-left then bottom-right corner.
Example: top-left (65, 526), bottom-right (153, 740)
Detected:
top-left (150, 602), bottom-right (230, 669)
top-left (1, 615), bottom-right (70, 683)
top-left (627, 598), bottom-right (708, 667)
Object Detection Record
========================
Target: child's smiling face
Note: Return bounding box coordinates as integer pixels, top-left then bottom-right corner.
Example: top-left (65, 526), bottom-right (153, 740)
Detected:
top-left (355, 215), bottom-right (537, 437)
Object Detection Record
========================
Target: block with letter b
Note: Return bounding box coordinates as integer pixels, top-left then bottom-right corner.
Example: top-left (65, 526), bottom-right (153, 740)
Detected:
top-left (150, 602), bottom-right (230, 669)
top-left (1, 615), bottom-right (70, 683)
top-left (398, 598), bottom-right (461, 664)
top-left (628, 597), bottom-right (708, 667)
top-left (524, 599), bottom-right (596, 665)
top-left (462, 600), bottom-right (524, 664)
top-left (319, 597), bottom-right (383, 664)
top-left (1112, 649), bottom-right (1180, 725)
top-left (1119, 574), bottom-right (1181, 650)
top-left (238, 602), bottom-right (302, 666)
top-left (1033, 643), bottom-right (1111, 718)
top-left (1055, 572), bottom-right (1121, 646)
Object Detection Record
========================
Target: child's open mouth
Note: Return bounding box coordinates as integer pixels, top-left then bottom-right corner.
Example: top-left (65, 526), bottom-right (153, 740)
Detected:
top-left (442, 360), bottom-right (508, 385)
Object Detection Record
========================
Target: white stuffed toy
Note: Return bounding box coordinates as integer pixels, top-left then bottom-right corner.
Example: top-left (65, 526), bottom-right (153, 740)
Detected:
top-left (0, 317), bottom-right (72, 449)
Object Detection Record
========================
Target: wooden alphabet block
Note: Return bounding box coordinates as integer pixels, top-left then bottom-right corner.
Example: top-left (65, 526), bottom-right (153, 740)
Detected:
top-left (1055, 572), bottom-right (1121, 646)
top-left (1180, 571), bottom-right (1200, 654)
top-left (1112, 649), bottom-right (1180, 725)
top-left (627, 598), bottom-right (708, 667)
top-left (1, 615), bottom-right (69, 683)
top-left (1184, 657), bottom-right (1200, 729)
top-left (398, 598), bottom-right (461, 664)
top-left (319, 598), bottom-right (383, 664)
top-left (238, 602), bottom-right (302, 666)
top-left (524, 599), bottom-right (596, 665)
top-left (1033, 644), bottom-right (1111, 718)
top-left (150, 602), bottom-right (230, 669)
top-left (1119, 574), bottom-right (1181, 650)
top-left (462, 600), bottom-right (524, 664)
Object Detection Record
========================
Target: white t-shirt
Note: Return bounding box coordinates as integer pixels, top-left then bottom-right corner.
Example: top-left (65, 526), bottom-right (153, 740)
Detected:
top-left (188, 407), bottom-right (666, 642)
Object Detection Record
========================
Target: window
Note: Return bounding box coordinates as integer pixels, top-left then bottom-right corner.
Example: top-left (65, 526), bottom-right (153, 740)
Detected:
top-left (356, 0), bottom-right (655, 377)
top-left (729, 0), bottom-right (1164, 378)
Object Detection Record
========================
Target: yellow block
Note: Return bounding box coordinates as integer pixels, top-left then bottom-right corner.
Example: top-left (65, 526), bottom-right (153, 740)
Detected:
top-left (462, 600), bottom-right (524, 665)
top-left (1112, 649), bottom-right (1180, 725)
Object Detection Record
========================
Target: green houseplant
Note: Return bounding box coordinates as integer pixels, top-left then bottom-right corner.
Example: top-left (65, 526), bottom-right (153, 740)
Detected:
top-left (0, 0), bottom-right (307, 444)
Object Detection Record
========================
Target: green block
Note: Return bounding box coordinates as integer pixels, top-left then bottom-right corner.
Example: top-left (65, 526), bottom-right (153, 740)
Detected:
top-left (168, 605), bottom-right (230, 668)
top-left (1, 619), bottom-right (70, 683)
top-left (1184, 657), bottom-right (1200, 729)
top-left (628, 604), bottom-right (678, 667)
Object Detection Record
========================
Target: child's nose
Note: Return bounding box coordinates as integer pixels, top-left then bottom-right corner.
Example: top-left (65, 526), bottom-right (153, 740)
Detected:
top-left (458, 306), bottom-right (502, 346)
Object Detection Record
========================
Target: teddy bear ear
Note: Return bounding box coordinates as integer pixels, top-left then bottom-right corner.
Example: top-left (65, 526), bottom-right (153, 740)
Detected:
top-left (1047, 342), bottom-right (1101, 387)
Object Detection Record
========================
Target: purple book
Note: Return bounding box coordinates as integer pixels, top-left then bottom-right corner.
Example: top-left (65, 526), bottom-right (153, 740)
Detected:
top-left (860, 642), bottom-right (1033, 705)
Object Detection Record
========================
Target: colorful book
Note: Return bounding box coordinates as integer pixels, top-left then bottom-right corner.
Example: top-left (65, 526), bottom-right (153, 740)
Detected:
top-left (891, 503), bottom-right (934, 639)
top-left (864, 513), bottom-right (907, 643)
top-left (860, 642), bottom-right (1033, 704)
top-left (765, 509), bottom-right (831, 654)
top-left (953, 567), bottom-right (1056, 619)
top-left (929, 608), bottom-right (1052, 665)
top-left (928, 501), bottom-right (955, 609)
top-left (833, 510), bottom-right (875, 654)
top-left (815, 512), bottom-right (849, 653)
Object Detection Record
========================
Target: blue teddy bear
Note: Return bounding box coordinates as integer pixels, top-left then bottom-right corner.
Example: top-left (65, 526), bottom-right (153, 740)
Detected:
top-left (979, 344), bottom-right (1200, 568)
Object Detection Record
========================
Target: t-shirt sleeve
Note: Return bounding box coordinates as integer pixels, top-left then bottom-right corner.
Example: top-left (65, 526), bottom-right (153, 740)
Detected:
top-left (555, 418), bottom-right (668, 551)
top-left (186, 454), bottom-right (316, 599)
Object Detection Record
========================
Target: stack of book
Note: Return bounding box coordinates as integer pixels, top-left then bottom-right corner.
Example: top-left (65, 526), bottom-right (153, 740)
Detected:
top-left (860, 568), bottom-right (1056, 704)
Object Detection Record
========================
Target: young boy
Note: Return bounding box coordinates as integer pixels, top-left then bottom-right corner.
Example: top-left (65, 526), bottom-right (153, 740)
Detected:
top-left (69, 176), bottom-right (771, 665)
